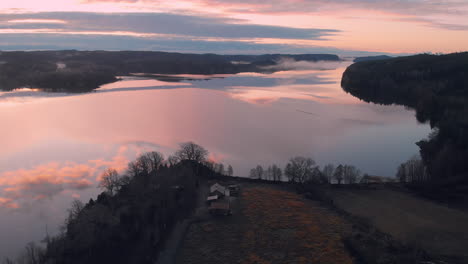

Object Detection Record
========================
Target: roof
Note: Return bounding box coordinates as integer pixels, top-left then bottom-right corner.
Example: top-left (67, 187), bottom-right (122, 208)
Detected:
top-left (210, 183), bottom-right (226, 194)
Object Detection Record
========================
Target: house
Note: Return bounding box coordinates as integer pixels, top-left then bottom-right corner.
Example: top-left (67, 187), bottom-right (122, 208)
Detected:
top-left (209, 201), bottom-right (231, 216)
top-left (210, 183), bottom-right (230, 197)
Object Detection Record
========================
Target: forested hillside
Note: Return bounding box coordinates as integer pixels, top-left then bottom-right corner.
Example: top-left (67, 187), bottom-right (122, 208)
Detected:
top-left (0, 50), bottom-right (340, 92)
top-left (341, 52), bottom-right (468, 184)
top-left (13, 141), bottom-right (227, 264)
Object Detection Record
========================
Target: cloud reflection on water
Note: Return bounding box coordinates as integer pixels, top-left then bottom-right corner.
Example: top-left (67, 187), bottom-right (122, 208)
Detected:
top-left (0, 61), bottom-right (430, 259)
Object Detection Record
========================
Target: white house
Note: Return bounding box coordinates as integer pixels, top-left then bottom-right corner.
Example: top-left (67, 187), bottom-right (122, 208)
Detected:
top-left (210, 183), bottom-right (230, 197)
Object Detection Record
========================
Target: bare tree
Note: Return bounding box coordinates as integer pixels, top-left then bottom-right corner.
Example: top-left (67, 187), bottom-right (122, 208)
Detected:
top-left (67, 199), bottom-right (84, 222)
top-left (21, 242), bottom-right (43, 264)
top-left (167, 155), bottom-right (180, 166)
top-left (309, 167), bottom-right (328, 184)
top-left (249, 165), bottom-right (264, 180)
top-left (227, 165), bottom-right (234, 176)
top-left (127, 160), bottom-right (142, 178)
top-left (272, 164), bottom-right (282, 182)
top-left (266, 166), bottom-right (273, 181)
top-left (249, 168), bottom-right (256, 179)
top-left (174, 142), bottom-right (209, 163)
top-left (214, 163), bottom-right (225, 174)
top-left (397, 156), bottom-right (427, 183)
top-left (284, 156), bottom-right (316, 183)
top-left (322, 164), bottom-right (335, 184)
top-left (397, 164), bottom-right (407, 183)
top-left (343, 165), bottom-right (360, 184)
top-left (203, 160), bottom-right (214, 170)
top-left (137, 151), bottom-right (165, 173)
top-left (62, 199), bottom-right (85, 235)
top-left (98, 168), bottom-right (120, 195)
top-left (333, 165), bottom-right (344, 184)
top-left (267, 164), bottom-right (282, 181)
top-left (118, 175), bottom-right (132, 186)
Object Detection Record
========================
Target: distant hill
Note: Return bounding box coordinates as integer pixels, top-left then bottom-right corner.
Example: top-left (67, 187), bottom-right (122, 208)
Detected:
top-left (0, 50), bottom-right (340, 92)
top-left (353, 55), bottom-right (392, 62)
top-left (341, 52), bottom-right (468, 184)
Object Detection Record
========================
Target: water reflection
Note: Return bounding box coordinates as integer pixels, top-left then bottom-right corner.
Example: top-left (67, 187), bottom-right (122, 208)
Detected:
top-left (0, 61), bottom-right (430, 259)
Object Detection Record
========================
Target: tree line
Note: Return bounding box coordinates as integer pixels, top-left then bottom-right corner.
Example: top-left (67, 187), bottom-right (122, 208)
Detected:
top-left (342, 52), bottom-right (468, 185)
top-left (249, 156), bottom-right (363, 185)
top-left (396, 155), bottom-right (428, 184)
top-left (0, 51), bottom-right (340, 92)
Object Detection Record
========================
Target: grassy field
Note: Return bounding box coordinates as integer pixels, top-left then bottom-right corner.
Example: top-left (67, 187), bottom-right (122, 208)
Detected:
top-left (176, 183), bottom-right (354, 264)
top-left (326, 187), bottom-right (468, 261)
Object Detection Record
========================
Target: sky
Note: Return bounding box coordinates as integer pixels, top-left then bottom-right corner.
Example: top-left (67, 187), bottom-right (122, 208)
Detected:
top-left (0, 0), bottom-right (467, 54)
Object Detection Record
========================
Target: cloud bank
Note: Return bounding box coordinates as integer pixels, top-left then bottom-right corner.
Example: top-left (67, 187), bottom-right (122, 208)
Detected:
top-left (0, 0), bottom-right (466, 53)
top-left (0, 142), bottom-right (164, 209)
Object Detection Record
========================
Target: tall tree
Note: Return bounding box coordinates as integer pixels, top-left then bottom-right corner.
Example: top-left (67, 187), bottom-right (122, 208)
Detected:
top-left (127, 160), bottom-right (142, 178)
top-left (136, 151), bottom-right (165, 174)
top-left (309, 167), bottom-right (327, 184)
top-left (23, 242), bottom-right (44, 264)
top-left (397, 164), bottom-right (407, 183)
top-left (284, 156), bottom-right (316, 183)
top-left (333, 165), bottom-right (344, 184)
top-left (249, 165), bottom-right (264, 180)
top-left (227, 165), bottom-right (234, 176)
top-left (98, 168), bottom-right (120, 195)
top-left (343, 165), bottom-right (360, 184)
top-left (266, 166), bottom-right (273, 181)
top-left (271, 164), bottom-right (282, 182)
top-left (322, 164), bottom-right (335, 184)
top-left (217, 163), bottom-right (225, 175)
top-left (174, 142), bottom-right (209, 163)
top-left (397, 156), bottom-right (427, 183)
top-left (167, 155), bottom-right (180, 166)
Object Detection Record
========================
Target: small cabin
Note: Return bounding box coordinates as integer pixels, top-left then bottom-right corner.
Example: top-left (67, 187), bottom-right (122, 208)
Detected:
top-left (210, 183), bottom-right (230, 197)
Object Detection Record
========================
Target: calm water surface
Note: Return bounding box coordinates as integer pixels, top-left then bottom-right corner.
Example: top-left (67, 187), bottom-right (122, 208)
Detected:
top-left (0, 61), bottom-right (430, 258)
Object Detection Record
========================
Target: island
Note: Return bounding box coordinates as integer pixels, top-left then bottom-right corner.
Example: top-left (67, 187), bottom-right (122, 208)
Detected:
top-left (353, 55), bottom-right (393, 62)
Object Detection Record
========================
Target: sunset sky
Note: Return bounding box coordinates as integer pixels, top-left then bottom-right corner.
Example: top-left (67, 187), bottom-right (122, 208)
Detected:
top-left (0, 0), bottom-right (467, 54)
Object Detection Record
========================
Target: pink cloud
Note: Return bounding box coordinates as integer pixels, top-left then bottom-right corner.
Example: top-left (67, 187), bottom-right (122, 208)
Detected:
top-left (8, 19), bottom-right (68, 24)
top-left (0, 197), bottom-right (19, 209)
top-left (0, 162), bottom-right (94, 202)
top-left (0, 146), bottom-right (135, 208)
top-left (208, 152), bottom-right (226, 163)
top-left (0, 142), bottom-right (167, 208)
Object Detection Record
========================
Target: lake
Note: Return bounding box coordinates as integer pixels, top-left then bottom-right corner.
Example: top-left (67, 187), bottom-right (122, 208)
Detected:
top-left (0, 60), bottom-right (430, 258)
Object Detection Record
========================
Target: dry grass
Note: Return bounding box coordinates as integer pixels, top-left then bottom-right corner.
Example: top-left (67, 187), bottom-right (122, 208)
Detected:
top-left (328, 188), bottom-right (468, 259)
top-left (240, 187), bottom-right (353, 264)
top-left (177, 184), bottom-right (354, 264)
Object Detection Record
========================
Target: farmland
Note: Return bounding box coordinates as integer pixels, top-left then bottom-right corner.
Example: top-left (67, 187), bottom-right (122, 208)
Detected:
top-left (325, 187), bottom-right (468, 262)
